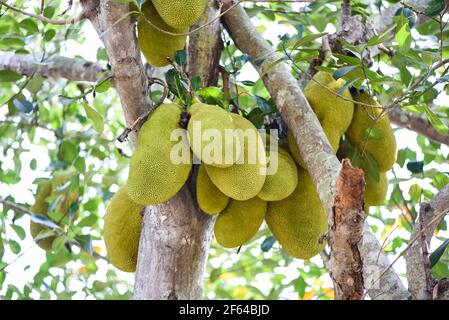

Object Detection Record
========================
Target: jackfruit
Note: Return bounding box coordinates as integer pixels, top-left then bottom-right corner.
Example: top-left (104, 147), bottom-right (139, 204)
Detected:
top-left (214, 197), bottom-right (267, 248)
top-left (346, 92), bottom-right (397, 172)
top-left (288, 71), bottom-right (354, 167)
top-left (265, 167), bottom-right (328, 259)
top-left (188, 103), bottom-right (241, 168)
top-left (104, 187), bottom-right (144, 272)
top-left (205, 113), bottom-right (267, 201)
top-left (196, 164), bottom-right (229, 215)
top-left (30, 181), bottom-right (55, 250)
top-left (152, 0), bottom-right (208, 29)
top-left (127, 103), bottom-right (192, 205)
top-left (137, 2), bottom-right (188, 67)
top-left (258, 148), bottom-right (298, 201)
top-left (365, 171), bottom-right (388, 207)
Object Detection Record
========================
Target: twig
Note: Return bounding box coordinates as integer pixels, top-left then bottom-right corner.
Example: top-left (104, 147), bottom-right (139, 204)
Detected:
top-left (0, 0), bottom-right (87, 25)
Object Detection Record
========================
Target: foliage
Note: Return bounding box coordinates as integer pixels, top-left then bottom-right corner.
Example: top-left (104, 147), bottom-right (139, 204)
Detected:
top-left (0, 0), bottom-right (449, 300)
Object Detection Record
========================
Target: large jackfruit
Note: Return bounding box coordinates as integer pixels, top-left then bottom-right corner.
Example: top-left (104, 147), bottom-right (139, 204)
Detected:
top-left (266, 167), bottom-right (328, 259)
top-left (137, 2), bottom-right (188, 67)
top-left (288, 71), bottom-right (354, 168)
top-left (214, 197), bottom-right (267, 248)
top-left (258, 148), bottom-right (298, 201)
top-left (365, 171), bottom-right (388, 207)
top-left (30, 180), bottom-right (55, 250)
top-left (196, 164), bottom-right (229, 215)
top-left (346, 92), bottom-right (397, 172)
top-left (188, 103), bottom-right (241, 168)
top-left (127, 103), bottom-right (192, 205)
top-left (152, 0), bottom-right (208, 29)
top-left (205, 113), bottom-right (267, 201)
top-left (104, 187), bottom-right (144, 273)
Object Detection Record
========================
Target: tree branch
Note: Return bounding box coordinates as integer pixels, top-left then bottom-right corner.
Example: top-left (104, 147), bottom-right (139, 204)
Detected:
top-left (389, 109), bottom-right (449, 146)
top-left (0, 51), bottom-right (106, 83)
top-left (406, 184), bottom-right (449, 299)
top-left (222, 0), bottom-right (409, 300)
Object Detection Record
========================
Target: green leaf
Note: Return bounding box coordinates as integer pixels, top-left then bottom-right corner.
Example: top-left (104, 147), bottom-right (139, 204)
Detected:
top-left (43, 6), bottom-right (56, 19)
top-left (95, 80), bottom-right (110, 93)
top-left (361, 127), bottom-right (383, 141)
top-left (0, 70), bottom-right (22, 82)
top-left (0, 36), bottom-right (25, 50)
top-left (11, 225), bottom-right (26, 240)
top-left (261, 236), bottom-right (276, 252)
top-left (12, 98), bottom-right (33, 113)
top-left (407, 160), bottom-right (424, 174)
top-left (30, 159), bottom-right (37, 170)
top-left (333, 65), bottom-right (359, 80)
top-left (424, 0), bottom-right (445, 16)
top-left (174, 50), bottom-right (187, 66)
top-left (75, 234), bottom-right (93, 255)
top-left (77, 215), bottom-right (98, 228)
top-left (9, 240), bottom-right (21, 254)
top-left (430, 239), bottom-right (449, 268)
top-left (82, 103), bottom-right (104, 133)
top-left (422, 106), bottom-right (448, 135)
top-left (337, 77), bottom-right (360, 94)
top-left (254, 96), bottom-right (273, 113)
top-left (291, 32), bottom-right (328, 50)
top-left (43, 29), bottom-right (56, 42)
top-left (366, 24), bottom-right (396, 47)
top-left (19, 18), bottom-right (39, 34)
top-left (396, 23), bottom-right (411, 53)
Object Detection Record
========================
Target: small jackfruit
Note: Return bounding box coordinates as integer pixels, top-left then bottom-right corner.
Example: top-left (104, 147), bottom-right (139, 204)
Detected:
top-left (137, 2), bottom-right (188, 67)
top-left (30, 181), bottom-right (55, 250)
top-left (288, 71), bottom-right (354, 168)
top-left (258, 148), bottom-right (298, 201)
top-left (346, 92), bottom-right (397, 172)
top-left (365, 171), bottom-right (388, 207)
top-left (265, 167), bottom-right (328, 259)
top-left (188, 103), bottom-right (241, 168)
top-left (214, 197), bottom-right (267, 248)
top-left (152, 0), bottom-right (208, 29)
top-left (104, 187), bottom-right (144, 272)
top-left (205, 113), bottom-right (267, 201)
top-left (127, 103), bottom-right (192, 205)
top-left (196, 164), bottom-right (230, 215)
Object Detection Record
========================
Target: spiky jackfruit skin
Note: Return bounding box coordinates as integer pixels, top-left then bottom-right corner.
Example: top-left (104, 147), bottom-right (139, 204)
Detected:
top-left (365, 171), bottom-right (388, 207)
top-left (346, 92), bottom-right (397, 172)
top-left (266, 167), bottom-right (328, 259)
top-left (104, 187), bottom-right (144, 273)
top-left (214, 197), bottom-right (267, 248)
top-left (258, 148), bottom-right (298, 201)
top-left (196, 164), bottom-right (230, 215)
top-left (137, 2), bottom-right (188, 67)
top-left (152, 0), bottom-right (208, 29)
top-left (188, 103), bottom-right (241, 168)
top-left (288, 72), bottom-right (353, 167)
top-left (205, 113), bottom-right (267, 201)
top-left (30, 181), bottom-right (55, 250)
top-left (127, 103), bottom-right (192, 205)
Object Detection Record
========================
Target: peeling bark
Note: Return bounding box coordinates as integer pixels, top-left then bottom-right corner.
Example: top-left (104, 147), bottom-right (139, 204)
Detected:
top-left (330, 160), bottom-right (365, 300)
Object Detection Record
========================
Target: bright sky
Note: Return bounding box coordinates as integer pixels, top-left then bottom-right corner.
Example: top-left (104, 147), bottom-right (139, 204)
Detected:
top-left (1, 2), bottom-right (449, 300)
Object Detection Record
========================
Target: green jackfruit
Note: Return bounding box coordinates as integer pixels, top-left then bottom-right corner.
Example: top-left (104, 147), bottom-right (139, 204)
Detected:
top-left (288, 71), bottom-right (354, 168)
top-left (152, 0), bottom-right (208, 29)
top-left (346, 92), bottom-right (397, 171)
top-left (266, 167), bottom-right (328, 259)
top-left (188, 103), bottom-right (241, 168)
top-left (127, 103), bottom-right (192, 205)
top-left (137, 2), bottom-right (188, 67)
top-left (258, 148), bottom-right (298, 201)
top-left (205, 113), bottom-right (267, 201)
top-left (104, 187), bottom-right (144, 272)
top-left (365, 171), bottom-right (388, 207)
top-left (196, 164), bottom-right (229, 215)
top-left (214, 197), bottom-right (267, 248)
top-left (30, 181), bottom-right (55, 250)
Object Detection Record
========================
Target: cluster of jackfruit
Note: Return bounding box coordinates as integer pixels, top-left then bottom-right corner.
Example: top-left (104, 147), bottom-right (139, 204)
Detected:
top-left (30, 168), bottom-right (79, 250)
top-left (288, 71), bottom-right (397, 213)
top-left (136, 1), bottom-right (208, 67)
